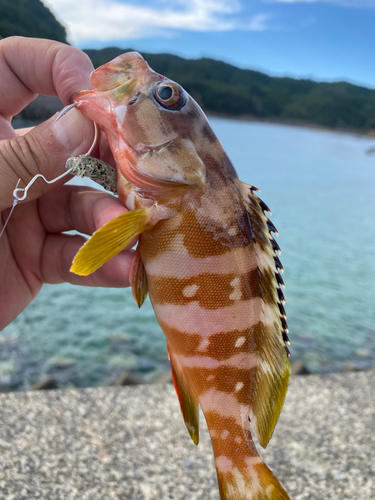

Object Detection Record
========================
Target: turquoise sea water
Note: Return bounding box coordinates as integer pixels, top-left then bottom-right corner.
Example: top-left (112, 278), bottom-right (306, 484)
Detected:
top-left (2, 118), bottom-right (375, 390)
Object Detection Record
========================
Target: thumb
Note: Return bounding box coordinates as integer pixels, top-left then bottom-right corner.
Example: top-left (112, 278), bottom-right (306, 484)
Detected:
top-left (0, 108), bottom-right (94, 210)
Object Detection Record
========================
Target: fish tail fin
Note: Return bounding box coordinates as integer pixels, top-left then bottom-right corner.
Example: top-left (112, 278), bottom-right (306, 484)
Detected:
top-left (215, 451), bottom-right (290, 500)
top-left (202, 408), bottom-right (290, 500)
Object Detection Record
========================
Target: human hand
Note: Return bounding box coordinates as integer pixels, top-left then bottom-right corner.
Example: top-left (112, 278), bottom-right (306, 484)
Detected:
top-left (0, 37), bottom-right (133, 330)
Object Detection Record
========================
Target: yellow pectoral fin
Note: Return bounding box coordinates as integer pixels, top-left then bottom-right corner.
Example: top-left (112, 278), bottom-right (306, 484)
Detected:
top-left (71, 208), bottom-right (152, 276)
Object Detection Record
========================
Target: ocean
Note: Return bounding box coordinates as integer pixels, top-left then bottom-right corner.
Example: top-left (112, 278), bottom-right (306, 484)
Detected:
top-left (2, 118), bottom-right (375, 390)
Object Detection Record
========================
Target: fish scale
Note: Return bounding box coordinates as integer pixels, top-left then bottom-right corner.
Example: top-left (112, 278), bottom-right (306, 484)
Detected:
top-left (69, 51), bottom-right (291, 499)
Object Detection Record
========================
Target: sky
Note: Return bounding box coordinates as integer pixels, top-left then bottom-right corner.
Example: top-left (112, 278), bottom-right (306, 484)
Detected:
top-left (43, 0), bottom-right (375, 89)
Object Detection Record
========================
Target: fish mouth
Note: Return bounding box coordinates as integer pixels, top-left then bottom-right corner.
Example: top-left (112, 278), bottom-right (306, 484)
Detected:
top-left (122, 157), bottom-right (206, 195)
top-left (121, 139), bottom-right (207, 195)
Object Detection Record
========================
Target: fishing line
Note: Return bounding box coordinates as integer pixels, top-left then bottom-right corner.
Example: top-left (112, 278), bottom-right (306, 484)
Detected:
top-left (0, 109), bottom-right (99, 240)
top-left (0, 169), bottom-right (74, 240)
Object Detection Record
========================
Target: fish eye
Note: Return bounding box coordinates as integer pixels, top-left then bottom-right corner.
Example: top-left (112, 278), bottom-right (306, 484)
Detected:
top-left (153, 82), bottom-right (186, 111)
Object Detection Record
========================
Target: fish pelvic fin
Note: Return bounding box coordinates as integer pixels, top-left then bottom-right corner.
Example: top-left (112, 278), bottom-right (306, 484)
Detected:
top-left (129, 245), bottom-right (148, 307)
top-left (168, 344), bottom-right (199, 445)
top-left (71, 208), bottom-right (153, 276)
top-left (238, 180), bottom-right (291, 448)
top-left (216, 459), bottom-right (290, 500)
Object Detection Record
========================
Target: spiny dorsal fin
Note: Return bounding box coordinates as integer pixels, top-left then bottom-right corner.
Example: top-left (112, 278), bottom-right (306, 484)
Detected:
top-left (130, 246), bottom-right (148, 307)
top-left (168, 344), bottom-right (199, 445)
top-left (238, 180), bottom-right (291, 448)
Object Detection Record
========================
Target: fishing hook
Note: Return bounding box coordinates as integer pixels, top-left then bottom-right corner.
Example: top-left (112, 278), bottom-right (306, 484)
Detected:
top-left (0, 106), bottom-right (99, 240)
top-left (55, 103), bottom-right (99, 156)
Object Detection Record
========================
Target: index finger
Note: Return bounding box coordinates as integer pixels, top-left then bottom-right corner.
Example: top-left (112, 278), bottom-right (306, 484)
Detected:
top-left (0, 37), bottom-right (94, 120)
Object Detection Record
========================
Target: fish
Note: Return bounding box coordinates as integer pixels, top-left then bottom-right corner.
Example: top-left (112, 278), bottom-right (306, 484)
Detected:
top-left (69, 52), bottom-right (291, 500)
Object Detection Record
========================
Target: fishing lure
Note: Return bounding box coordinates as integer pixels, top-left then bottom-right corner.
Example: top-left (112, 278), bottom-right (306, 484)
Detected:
top-left (65, 155), bottom-right (118, 195)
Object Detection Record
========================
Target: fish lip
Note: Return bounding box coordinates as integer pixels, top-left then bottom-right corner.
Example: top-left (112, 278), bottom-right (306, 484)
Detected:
top-left (69, 90), bottom-right (90, 104)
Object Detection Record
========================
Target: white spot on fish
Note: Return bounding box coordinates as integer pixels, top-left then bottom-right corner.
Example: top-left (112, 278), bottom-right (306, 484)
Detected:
top-left (170, 233), bottom-right (189, 254)
top-left (228, 226), bottom-right (238, 236)
top-left (235, 382), bottom-right (244, 392)
top-left (234, 436), bottom-right (242, 444)
top-left (198, 338), bottom-right (210, 351)
top-left (182, 284), bottom-right (199, 298)
top-left (206, 374), bottom-right (215, 381)
top-left (235, 336), bottom-right (246, 348)
top-left (220, 430), bottom-right (230, 440)
top-left (229, 277), bottom-right (242, 301)
top-left (215, 456), bottom-right (233, 472)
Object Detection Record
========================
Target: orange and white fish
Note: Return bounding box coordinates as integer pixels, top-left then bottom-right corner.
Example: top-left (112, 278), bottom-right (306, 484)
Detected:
top-left (70, 52), bottom-right (291, 500)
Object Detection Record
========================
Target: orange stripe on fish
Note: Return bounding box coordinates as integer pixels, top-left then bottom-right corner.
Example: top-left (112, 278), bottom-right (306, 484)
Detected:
top-left (70, 51), bottom-right (291, 499)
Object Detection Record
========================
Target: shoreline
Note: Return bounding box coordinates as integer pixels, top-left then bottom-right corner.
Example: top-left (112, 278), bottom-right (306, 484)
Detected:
top-left (206, 111), bottom-right (375, 138)
top-left (1, 356), bottom-right (374, 394)
top-left (13, 95), bottom-right (375, 139)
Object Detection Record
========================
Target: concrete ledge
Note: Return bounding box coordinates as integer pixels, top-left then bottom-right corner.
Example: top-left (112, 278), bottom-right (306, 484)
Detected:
top-left (0, 371), bottom-right (374, 499)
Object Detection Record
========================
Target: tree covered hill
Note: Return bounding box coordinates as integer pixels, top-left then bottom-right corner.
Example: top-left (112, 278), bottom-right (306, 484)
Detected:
top-left (2, 0), bottom-right (374, 133)
top-left (85, 47), bottom-right (375, 132)
top-left (0, 0), bottom-right (67, 43)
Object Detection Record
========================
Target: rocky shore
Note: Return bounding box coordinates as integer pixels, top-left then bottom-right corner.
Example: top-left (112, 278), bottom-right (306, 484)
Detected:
top-left (0, 370), bottom-right (374, 499)
top-left (2, 330), bottom-right (374, 394)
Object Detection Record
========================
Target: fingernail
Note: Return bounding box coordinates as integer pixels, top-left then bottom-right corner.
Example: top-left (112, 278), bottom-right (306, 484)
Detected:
top-left (53, 107), bottom-right (92, 152)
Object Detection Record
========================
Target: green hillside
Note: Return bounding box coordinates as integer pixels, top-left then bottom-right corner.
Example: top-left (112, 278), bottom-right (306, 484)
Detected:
top-left (85, 47), bottom-right (375, 132)
top-left (0, 0), bottom-right (67, 43)
top-left (2, 0), bottom-right (374, 133)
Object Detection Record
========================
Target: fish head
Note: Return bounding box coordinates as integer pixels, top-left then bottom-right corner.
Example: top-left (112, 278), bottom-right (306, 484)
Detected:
top-left (72, 52), bottom-right (207, 195)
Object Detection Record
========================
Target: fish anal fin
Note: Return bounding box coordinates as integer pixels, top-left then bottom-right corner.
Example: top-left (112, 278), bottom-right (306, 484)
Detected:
top-left (71, 208), bottom-right (152, 276)
top-left (168, 344), bottom-right (199, 445)
top-left (129, 246), bottom-right (148, 307)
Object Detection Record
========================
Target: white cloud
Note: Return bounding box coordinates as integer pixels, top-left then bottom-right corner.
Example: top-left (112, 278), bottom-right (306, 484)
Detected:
top-left (265, 0), bottom-right (375, 6)
top-left (247, 13), bottom-right (273, 31)
top-left (43, 0), bottom-right (271, 44)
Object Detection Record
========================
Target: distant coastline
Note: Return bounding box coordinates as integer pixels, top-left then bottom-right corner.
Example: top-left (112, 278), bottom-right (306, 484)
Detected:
top-left (13, 95), bottom-right (375, 140)
top-left (206, 111), bottom-right (375, 138)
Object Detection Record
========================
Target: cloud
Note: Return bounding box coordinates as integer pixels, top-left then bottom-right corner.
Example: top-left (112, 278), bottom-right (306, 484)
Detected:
top-left (43, 0), bottom-right (272, 44)
top-left (265, 0), bottom-right (375, 6)
top-left (247, 13), bottom-right (273, 31)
